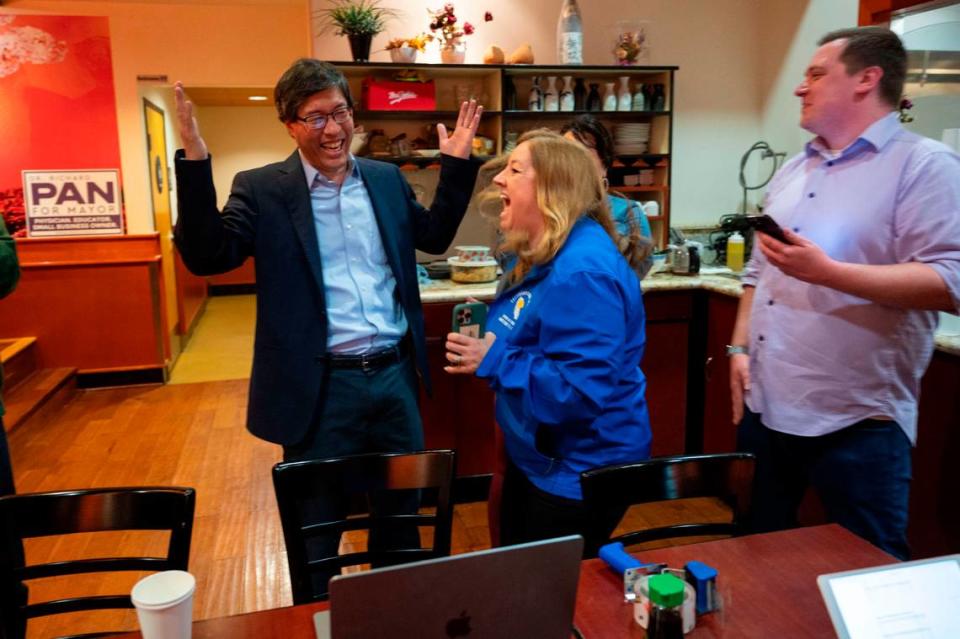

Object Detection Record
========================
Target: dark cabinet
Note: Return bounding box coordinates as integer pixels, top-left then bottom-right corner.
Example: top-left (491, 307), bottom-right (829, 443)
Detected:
top-left (419, 301), bottom-right (495, 478)
top-left (701, 293), bottom-right (739, 454)
top-left (643, 291), bottom-right (693, 456)
top-left (910, 350), bottom-right (960, 557)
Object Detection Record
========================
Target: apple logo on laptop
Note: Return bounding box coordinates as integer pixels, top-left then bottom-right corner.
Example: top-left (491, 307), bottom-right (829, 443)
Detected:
top-left (445, 610), bottom-right (472, 637)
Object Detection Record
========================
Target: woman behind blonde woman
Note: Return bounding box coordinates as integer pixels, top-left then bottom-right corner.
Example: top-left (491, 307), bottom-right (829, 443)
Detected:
top-left (446, 129), bottom-right (652, 547)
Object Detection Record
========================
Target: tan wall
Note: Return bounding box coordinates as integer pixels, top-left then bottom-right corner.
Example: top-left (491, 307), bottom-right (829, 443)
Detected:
top-left (311, 0), bottom-right (859, 226)
top-left (1, 0), bottom-right (310, 233)
top-left (196, 106), bottom-right (297, 209)
top-left (1, 0), bottom-right (862, 231)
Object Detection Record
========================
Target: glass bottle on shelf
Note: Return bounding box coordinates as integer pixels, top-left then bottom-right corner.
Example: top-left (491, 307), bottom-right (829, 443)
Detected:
top-left (573, 77), bottom-right (587, 111)
top-left (602, 81), bottom-right (617, 112)
top-left (632, 82), bottom-right (646, 111)
top-left (504, 75), bottom-right (517, 110)
top-left (617, 76), bottom-right (632, 111)
top-left (643, 83), bottom-right (656, 110)
top-left (653, 83), bottom-right (666, 111)
top-left (556, 0), bottom-right (583, 64)
top-left (586, 83), bottom-right (601, 111)
top-left (544, 76), bottom-right (559, 112)
top-left (528, 76), bottom-right (543, 112)
top-left (560, 76), bottom-right (575, 112)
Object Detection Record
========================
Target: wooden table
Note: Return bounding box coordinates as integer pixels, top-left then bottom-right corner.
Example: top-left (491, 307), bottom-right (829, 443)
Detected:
top-left (111, 524), bottom-right (894, 638)
top-left (575, 524), bottom-right (895, 638)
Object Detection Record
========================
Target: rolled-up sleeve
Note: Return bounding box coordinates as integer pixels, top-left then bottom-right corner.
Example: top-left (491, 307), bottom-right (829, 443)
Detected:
top-left (893, 149), bottom-right (960, 313)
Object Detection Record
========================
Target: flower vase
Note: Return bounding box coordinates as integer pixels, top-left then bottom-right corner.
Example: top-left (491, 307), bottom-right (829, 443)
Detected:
top-left (441, 40), bottom-right (466, 64)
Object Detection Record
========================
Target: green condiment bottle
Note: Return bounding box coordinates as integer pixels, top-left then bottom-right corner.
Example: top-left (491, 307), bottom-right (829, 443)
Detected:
top-left (647, 573), bottom-right (684, 639)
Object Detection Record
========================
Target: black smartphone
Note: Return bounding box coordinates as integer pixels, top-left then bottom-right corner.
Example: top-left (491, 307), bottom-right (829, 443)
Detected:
top-left (744, 214), bottom-right (792, 244)
top-left (451, 302), bottom-right (487, 338)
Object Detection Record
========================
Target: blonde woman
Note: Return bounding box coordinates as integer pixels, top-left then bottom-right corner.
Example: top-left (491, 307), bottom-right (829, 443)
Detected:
top-left (446, 130), bottom-right (651, 546)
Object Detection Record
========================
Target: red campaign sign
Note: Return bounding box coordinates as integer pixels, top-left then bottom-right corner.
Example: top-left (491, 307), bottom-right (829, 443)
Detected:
top-left (0, 14), bottom-right (122, 237)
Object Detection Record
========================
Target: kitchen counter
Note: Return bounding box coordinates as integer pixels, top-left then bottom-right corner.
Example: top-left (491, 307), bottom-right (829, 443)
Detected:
top-left (419, 272), bottom-right (960, 356)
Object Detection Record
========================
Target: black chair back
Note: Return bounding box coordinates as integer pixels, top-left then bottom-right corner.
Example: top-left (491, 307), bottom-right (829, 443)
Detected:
top-left (580, 453), bottom-right (755, 556)
top-left (0, 486), bottom-right (196, 639)
top-left (272, 450), bottom-right (456, 604)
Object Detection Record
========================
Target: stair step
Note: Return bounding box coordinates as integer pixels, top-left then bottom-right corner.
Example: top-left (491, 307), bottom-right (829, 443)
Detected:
top-left (3, 367), bottom-right (77, 433)
top-left (1, 337), bottom-right (38, 392)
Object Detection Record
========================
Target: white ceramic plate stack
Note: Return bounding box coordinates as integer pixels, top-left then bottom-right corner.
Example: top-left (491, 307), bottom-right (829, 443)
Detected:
top-left (614, 123), bottom-right (650, 155)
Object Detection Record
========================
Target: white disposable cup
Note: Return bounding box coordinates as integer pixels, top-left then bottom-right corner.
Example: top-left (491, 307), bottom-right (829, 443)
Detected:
top-left (131, 570), bottom-right (196, 639)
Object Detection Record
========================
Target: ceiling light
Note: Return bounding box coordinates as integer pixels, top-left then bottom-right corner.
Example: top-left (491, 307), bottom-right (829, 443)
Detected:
top-left (248, 95), bottom-right (268, 102)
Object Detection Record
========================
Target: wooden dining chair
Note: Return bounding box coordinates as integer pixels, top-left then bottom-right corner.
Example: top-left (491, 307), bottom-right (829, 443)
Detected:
top-left (579, 453), bottom-right (755, 557)
top-left (272, 449), bottom-right (456, 604)
top-left (0, 486), bottom-right (196, 639)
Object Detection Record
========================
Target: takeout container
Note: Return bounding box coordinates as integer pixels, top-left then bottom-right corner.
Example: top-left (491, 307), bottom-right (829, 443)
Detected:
top-left (448, 257), bottom-right (498, 283)
top-left (454, 245), bottom-right (492, 263)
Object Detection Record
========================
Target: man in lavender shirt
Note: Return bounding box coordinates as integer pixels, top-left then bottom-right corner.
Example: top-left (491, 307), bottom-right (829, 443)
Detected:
top-left (728, 27), bottom-right (960, 560)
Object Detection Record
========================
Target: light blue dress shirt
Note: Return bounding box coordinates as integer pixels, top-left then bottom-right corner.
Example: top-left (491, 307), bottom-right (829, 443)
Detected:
top-left (301, 153), bottom-right (407, 354)
top-left (742, 112), bottom-right (960, 443)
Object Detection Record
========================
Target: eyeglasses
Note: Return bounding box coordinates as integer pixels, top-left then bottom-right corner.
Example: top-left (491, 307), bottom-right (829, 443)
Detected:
top-left (296, 107), bottom-right (353, 130)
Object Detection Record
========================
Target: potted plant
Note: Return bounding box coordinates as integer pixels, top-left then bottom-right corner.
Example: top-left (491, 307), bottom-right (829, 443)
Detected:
top-left (315, 0), bottom-right (399, 62)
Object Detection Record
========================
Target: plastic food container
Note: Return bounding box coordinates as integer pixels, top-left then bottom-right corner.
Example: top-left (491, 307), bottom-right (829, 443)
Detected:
top-left (447, 257), bottom-right (498, 283)
top-left (454, 245), bottom-right (492, 262)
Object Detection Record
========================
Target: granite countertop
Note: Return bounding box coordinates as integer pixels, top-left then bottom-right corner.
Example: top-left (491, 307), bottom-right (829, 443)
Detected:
top-left (419, 272), bottom-right (960, 356)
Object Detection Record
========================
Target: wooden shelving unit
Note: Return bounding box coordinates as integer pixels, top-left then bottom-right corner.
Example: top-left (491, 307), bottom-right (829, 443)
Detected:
top-left (334, 61), bottom-right (678, 247)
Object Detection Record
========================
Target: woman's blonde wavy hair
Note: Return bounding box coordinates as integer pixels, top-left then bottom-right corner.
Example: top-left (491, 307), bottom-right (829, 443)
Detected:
top-left (479, 129), bottom-right (616, 284)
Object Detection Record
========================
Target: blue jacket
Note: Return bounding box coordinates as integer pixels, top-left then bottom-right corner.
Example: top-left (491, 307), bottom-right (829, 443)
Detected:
top-left (476, 217), bottom-right (652, 500)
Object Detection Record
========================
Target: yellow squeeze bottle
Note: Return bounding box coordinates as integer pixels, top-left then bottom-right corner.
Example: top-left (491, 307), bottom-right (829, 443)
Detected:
top-left (726, 231), bottom-right (745, 272)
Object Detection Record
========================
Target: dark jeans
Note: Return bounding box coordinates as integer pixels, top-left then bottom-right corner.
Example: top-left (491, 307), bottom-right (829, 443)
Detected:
top-left (737, 408), bottom-right (912, 560)
top-left (499, 459), bottom-right (625, 555)
top-left (0, 416), bottom-right (27, 639)
top-left (282, 355), bottom-right (424, 598)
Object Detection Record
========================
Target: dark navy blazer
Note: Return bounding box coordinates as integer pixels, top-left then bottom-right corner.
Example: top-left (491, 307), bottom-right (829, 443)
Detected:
top-left (174, 150), bottom-right (479, 446)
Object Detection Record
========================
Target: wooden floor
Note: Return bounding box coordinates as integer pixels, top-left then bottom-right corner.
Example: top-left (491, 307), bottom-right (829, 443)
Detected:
top-left (9, 379), bottom-right (730, 638)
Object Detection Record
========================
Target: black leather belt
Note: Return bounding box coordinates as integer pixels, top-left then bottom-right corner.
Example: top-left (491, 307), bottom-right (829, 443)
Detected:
top-left (327, 342), bottom-right (407, 372)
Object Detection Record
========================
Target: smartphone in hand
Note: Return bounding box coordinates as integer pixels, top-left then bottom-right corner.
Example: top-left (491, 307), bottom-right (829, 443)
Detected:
top-left (745, 214), bottom-right (792, 244)
top-left (451, 302), bottom-right (487, 338)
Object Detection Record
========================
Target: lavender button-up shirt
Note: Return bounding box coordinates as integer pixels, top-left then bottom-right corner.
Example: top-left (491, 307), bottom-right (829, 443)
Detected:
top-left (742, 112), bottom-right (960, 443)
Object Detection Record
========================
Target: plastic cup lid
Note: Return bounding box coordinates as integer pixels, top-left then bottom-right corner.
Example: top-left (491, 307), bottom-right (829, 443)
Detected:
top-left (131, 570), bottom-right (196, 609)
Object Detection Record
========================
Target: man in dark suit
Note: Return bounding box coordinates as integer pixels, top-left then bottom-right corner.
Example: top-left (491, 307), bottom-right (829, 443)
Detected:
top-left (173, 59), bottom-right (482, 593)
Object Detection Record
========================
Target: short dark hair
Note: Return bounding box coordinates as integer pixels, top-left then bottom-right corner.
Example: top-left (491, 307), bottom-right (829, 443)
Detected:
top-left (274, 58), bottom-right (353, 123)
top-left (818, 26), bottom-right (906, 108)
top-left (560, 114), bottom-right (615, 171)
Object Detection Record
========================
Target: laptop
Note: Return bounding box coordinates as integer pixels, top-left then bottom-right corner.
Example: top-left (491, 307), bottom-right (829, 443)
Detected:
top-left (817, 554), bottom-right (960, 639)
top-left (314, 535), bottom-right (583, 639)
